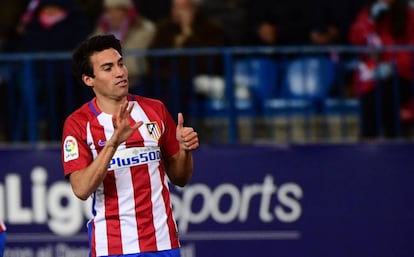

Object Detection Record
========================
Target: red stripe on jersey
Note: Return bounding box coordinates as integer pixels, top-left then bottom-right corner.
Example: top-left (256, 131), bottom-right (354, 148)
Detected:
top-left (159, 166), bottom-right (180, 248)
top-left (90, 222), bottom-right (97, 257)
top-left (132, 165), bottom-right (157, 251)
top-left (103, 171), bottom-right (123, 254)
top-left (126, 121), bottom-right (158, 251)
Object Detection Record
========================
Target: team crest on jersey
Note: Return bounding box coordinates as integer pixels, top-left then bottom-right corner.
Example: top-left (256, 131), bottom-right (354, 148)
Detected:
top-left (145, 122), bottom-right (161, 140)
top-left (63, 136), bottom-right (79, 162)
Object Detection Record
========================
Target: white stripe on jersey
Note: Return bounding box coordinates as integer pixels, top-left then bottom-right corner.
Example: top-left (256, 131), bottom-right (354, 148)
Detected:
top-left (98, 113), bottom-right (117, 149)
top-left (92, 114), bottom-right (113, 256)
top-left (93, 191), bottom-right (108, 256)
top-left (114, 164), bottom-right (140, 253)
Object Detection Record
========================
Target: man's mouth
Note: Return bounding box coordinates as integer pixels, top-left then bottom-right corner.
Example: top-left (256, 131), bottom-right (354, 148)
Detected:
top-left (115, 80), bottom-right (128, 87)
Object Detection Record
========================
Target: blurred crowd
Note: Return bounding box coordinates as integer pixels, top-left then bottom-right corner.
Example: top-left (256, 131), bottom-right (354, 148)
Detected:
top-left (1, 0), bottom-right (409, 51)
top-left (1, 0), bottom-right (414, 140)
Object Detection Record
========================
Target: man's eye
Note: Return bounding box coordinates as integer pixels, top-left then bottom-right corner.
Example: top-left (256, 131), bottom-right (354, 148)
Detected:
top-left (103, 67), bottom-right (111, 71)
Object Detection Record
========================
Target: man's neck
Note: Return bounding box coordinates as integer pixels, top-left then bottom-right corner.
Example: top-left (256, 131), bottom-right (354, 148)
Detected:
top-left (96, 96), bottom-right (128, 115)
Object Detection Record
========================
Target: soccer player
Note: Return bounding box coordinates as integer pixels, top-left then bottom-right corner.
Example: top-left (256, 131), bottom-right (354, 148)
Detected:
top-left (0, 221), bottom-right (6, 257)
top-left (61, 34), bottom-right (199, 257)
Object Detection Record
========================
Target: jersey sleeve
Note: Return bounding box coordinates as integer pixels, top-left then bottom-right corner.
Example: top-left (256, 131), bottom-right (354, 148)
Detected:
top-left (61, 115), bottom-right (93, 178)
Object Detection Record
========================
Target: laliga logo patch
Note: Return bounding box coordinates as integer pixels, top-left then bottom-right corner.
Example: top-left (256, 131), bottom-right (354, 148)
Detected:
top-left (146, 122), bottom-right (161, 140)
top-left (64, 136), bottom-right (79, 162)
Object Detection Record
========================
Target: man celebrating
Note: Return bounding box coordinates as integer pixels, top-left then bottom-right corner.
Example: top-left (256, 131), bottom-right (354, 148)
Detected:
top-left (61, 34), bottom-right (198, 257)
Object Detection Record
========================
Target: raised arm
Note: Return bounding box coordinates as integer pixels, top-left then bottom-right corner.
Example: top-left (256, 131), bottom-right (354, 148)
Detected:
top-left (68, 102), bottom-right (143, 200)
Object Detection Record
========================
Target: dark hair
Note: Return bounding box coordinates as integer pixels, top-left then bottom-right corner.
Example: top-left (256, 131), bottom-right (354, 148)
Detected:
top-left (72, 34), bottom-right (123, 85)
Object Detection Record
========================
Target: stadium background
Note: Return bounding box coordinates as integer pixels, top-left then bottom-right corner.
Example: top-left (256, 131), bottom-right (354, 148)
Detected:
top-left (1, 0), bottom-right (414, 257)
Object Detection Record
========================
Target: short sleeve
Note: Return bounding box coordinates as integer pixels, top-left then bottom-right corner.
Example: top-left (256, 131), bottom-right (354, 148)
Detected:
top-left (61, 116), bottom-right (93, 178)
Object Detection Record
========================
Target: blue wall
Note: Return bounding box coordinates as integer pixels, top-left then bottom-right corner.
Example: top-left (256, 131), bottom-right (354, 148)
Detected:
top-left (1, 143), bottom-right (414, 257)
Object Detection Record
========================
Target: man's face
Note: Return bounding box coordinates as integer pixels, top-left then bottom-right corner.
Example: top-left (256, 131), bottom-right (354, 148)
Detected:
top-left (83, 48), bottom-right (129, 101)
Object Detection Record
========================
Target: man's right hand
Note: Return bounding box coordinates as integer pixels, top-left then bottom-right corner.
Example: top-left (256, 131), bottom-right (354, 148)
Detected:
top-left (109, 101), bottom-right (143, 147)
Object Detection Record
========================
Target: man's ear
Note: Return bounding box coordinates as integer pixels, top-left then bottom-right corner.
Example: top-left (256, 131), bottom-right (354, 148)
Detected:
top-left (82, 74), bottom-right (94, 87)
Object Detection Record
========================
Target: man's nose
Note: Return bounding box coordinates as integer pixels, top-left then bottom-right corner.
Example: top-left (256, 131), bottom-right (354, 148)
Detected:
top-left (115, 65), bottom-right (126, 77)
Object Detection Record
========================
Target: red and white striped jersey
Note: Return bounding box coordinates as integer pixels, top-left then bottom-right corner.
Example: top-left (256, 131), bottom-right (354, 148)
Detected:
top-left (62, 95), bottom-right (180, 257)
top-left (0, 222), bottom-right (5, 233)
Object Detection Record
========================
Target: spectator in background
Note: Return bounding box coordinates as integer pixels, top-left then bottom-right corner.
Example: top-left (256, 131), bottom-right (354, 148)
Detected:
top-left (244, 0), bottom-right (316, 46)
top-left (199, 0), bottom-right (247, 46)
top-left (148, 0), bottom-right (226, 118)
top-left (311, 0), bottom-right (368, 45)
top-left (243, 0), bottom-right (367, 46)
top-left (241, 0), bottom-right (367, 105)
top-left (349, 0), bottom-right (414, 139)
top-left (310, 0), bottom-right (369, 98)
top-left (243, 0), bottom-right (279, 46)
top-left (0, 0), bottom-right (36, 141)
top-left (151, 0), bottom-right (225, 52)
top-left (15, 0), bottom-right (41, 36)
top-left (92, 0), bottom-right (156, 88)
top-left (8, 0), bottom-right (93, 140)
top-left (11, 0), bottom-right (91, 52)
top-left (0, 0), bottom-right (29, 51)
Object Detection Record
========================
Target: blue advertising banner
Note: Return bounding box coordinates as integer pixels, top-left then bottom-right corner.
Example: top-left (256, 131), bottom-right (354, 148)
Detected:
top-left (0, 144), bottom-right (414, 257)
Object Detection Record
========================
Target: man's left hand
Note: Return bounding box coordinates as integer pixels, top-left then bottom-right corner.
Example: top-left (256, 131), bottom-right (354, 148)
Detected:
top-left (176, 113), bottom-right (199, 151)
